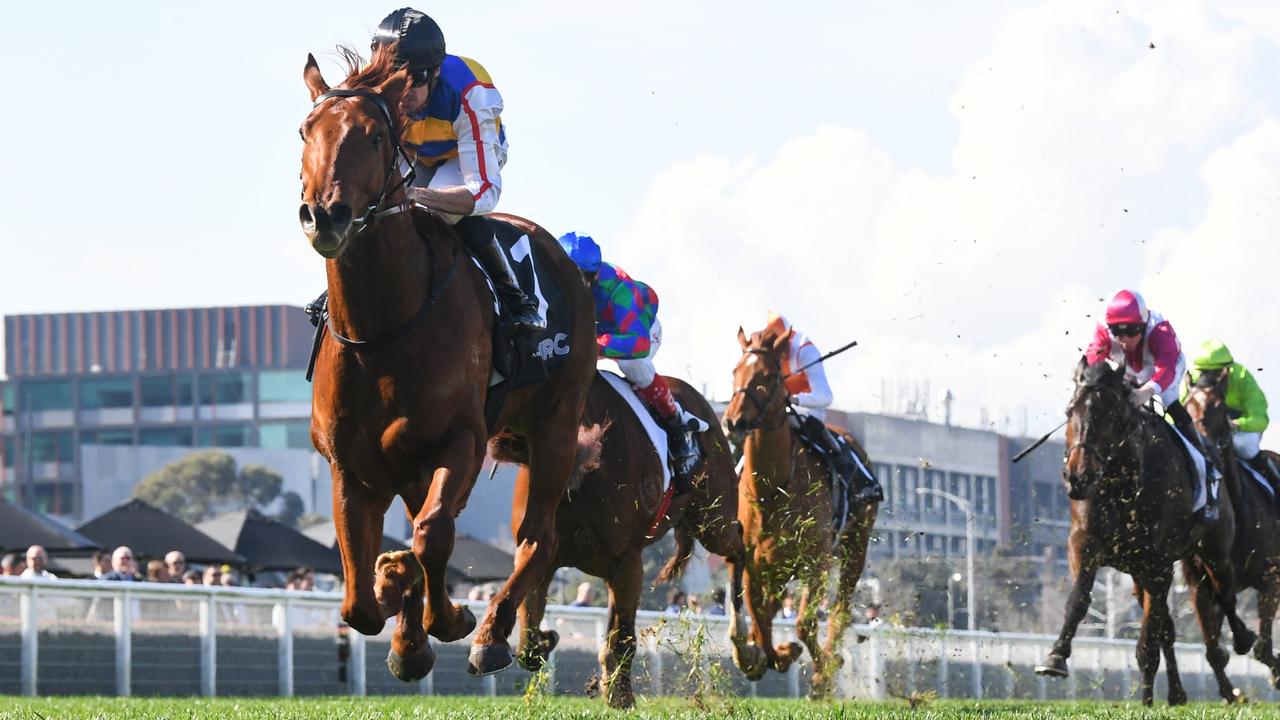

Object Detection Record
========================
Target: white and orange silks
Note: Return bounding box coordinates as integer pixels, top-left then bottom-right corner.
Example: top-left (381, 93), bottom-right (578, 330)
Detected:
top-left (766, 313), bottom-right (833, 422)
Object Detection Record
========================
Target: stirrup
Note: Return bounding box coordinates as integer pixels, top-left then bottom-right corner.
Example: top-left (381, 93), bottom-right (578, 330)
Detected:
top-left (511, 303), bottom-right (546, 333)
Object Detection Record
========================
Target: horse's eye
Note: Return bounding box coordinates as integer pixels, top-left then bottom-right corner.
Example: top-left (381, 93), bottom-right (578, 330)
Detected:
top-left (371, 132), bottom-right (383, 147)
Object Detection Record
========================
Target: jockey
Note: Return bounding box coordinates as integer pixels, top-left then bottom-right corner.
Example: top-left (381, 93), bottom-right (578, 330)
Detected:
top-left (556, 232), bottom-right (700, 493)
top-left (765, 313), bottom-right (883, 504)
top-left (1085, 289), bottom-right (1220, 518)
top-left (373, 7), bottom-right (543, 334)
top-left (1183, 340), bottom-right (1277, 484)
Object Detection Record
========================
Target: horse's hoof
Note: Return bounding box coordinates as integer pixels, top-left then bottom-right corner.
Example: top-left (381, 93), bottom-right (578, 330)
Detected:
top-left (386, 644), bottom-right (435, 682)
top-left (787, 641), bottom-right (804, 660)
top-left (1169, 687), bottom-right (1189, 706)
top-left (732, 643), bottom-right (768, 681)
top-left (431, 604), bottom-right (477, 643)
top-left (1034, 654), bottom-right (1069, 678)
top-left (467, 643), bottom-right (514, 676)
top-left (605, 682), bottom-right (635, 709)
top-left (1271, 670), bottom-right (1280, 691)
top-left (517, 630), bottom-right (560, 672)
top-left (1235, 628), bottom-right (1259, 656)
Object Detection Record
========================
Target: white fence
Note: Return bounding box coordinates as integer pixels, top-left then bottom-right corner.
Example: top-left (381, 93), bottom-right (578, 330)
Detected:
top-left (1, 576), bottom-right (1277, 701)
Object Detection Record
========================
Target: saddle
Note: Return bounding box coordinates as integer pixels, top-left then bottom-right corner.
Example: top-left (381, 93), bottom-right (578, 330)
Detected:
top-left (790, 410), bottom-right (876, 548)
top-left (302, 215), bottom-right (574, 434)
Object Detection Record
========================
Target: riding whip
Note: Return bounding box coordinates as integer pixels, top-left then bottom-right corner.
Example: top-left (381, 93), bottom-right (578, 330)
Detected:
top-left (786, 339), bottom-right (859, 378)
top-left (1011, 420), bottom-right (1067, 463)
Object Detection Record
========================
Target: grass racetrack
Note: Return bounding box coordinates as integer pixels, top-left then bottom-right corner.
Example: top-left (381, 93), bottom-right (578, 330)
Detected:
top-left (0, 697), bottom-right (1273, 719)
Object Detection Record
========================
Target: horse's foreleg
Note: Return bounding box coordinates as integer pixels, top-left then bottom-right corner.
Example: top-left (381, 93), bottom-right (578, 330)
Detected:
top-left (1035, 563), bottom-right (1098, 677)
top-left (725, 557), bottom-right (766, 680)
top-left (515, 560), bottom-right (558, 673)
top-left (600, 552), bottom-right (642, 709)
top-left (470, 421), bottom-right (576, 675)
top-left (332, 467), bottom-right (391, 636)
top-left (411, 431), bottom-right (482, 647)
top-left (742, 562), bottom-right (790, 673)
top-left (1184, 559), bottom-right (1235, 703)
top-left (1257, 575), bottom-right (1280, 688)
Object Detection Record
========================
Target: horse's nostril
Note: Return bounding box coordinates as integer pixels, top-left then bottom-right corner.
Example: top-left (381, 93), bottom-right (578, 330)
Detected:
top-left (328, 203), bottom-right (353, 229)
top-left (299, 204), bottom-right (314, 227)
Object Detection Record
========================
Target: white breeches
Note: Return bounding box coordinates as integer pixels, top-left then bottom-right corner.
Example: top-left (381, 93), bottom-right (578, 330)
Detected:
top-left (614, 319), bottom-right (662, 389)
top-left (1234, 431), bottom-right (1262, 460)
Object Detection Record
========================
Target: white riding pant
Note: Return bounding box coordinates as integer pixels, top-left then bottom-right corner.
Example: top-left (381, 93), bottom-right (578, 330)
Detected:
top-left (615, 319), bottom-right (662, 389)
top-left (1235, 431), bottom-right (1262, 461)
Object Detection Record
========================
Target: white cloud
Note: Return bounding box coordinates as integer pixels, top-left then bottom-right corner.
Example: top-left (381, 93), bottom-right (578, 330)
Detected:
top-left (615, 0), bottom-right (1280, 436)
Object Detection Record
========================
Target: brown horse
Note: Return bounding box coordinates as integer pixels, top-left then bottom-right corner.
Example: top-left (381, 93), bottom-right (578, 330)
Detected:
top-left (721, 324), bottom-right (879, 698)
top-left (1186, 375), bottom-right (1280, 688)
top-left (300, 48), bottom-right (596, 679)
top-left (1036, 358), bottom-right (1254, 705)
top-left (469, 371), bottom-right (756, 707)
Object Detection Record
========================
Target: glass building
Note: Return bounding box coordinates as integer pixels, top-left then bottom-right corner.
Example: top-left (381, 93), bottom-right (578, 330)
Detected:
top-left (1, 306), bottom-right (315, 519)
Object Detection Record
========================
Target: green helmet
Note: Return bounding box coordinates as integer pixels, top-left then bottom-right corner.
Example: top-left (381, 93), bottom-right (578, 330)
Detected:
top-left (1191, 339), bottom-right (1234, 370)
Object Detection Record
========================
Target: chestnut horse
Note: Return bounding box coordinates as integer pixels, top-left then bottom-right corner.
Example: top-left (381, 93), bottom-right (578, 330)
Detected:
top-left (722, 324), bottom-right (879, 698)
top-left (300, 48), bottom-right (596, 679)
top-left (481, 372), bottom-right (757, 707)
top-left (1036, 358), bottom-right (1254, 705)
top-left (1186, 375), bottom-right (1280, 688)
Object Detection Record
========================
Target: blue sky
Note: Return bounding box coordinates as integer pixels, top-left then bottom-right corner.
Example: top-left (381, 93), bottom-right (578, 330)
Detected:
top-left (3, 1), bottom-right (1279, 431)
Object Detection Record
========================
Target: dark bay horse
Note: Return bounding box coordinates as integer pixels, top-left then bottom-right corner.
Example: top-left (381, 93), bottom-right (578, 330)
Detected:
top-left (300, 48), bottom-right (596, 679)
top-left (1036, 358), bottom-right (1253, 705)
top-left (721, 324), bottom-right (879, 698)
top-left (488, 372), bottom-right (754, 707)
top-left (1186, 375), bottom-right (1280, 688)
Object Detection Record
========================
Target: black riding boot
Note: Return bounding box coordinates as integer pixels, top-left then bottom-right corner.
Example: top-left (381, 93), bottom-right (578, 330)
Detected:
top-left (807, 417), bottom-right (882, 504)
top-left (456, 216), bottom-right (546, 334)
top-left (660, 413), bottom-right (700, 495)
top-left (1168, 401), bottom-right (1219, 521)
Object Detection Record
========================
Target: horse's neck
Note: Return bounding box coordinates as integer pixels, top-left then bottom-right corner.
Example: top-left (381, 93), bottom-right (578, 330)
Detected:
top-left (325, 215), bottom-right (431, 340)
top-left (743, 424), bottom-right (794, 493)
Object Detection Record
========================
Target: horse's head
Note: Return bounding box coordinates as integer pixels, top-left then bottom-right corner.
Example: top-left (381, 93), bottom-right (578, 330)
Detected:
top-left (299, 48), bottom-right (412, 259)
top-left (1185, 370), bottom-right (1231, 446)
top-left (1063, 356), bottom-right (1133, 498)
top-left (724, 325), bottom-right (790, 434)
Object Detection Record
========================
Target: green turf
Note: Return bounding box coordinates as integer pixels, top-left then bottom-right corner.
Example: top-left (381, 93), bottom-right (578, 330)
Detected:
top-left (0, 697), bottom-right (1272, 720)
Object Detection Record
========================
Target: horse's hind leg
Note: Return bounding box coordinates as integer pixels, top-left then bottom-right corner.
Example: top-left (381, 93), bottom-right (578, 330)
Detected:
top-left (1184, 559), bottom-right (1236, 703)
top-left (599, 551), bottom-right (643, 708)
top-left (471, 418), bottom-right (578, 675)
top-left (1255, 574), bottom-right (1280, 688)
top-left (797, 574), bottom-right (830, 699)
top-left (819, 506), bottom-right (876, 697)
top-left (1158, 610), bottom-right (1188, 705)
top-left (515, 560), bottom-right (559, 673)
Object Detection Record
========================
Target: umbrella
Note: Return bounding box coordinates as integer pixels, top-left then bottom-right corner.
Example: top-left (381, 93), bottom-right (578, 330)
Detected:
top-left (75, 498), bottom-right (243, 565)
top-left (448, 534), bottom-right (514, 583)
top-left (0, 499), bottom-right (99, 554)
top-left (197, 509), bottom-right (342, 575)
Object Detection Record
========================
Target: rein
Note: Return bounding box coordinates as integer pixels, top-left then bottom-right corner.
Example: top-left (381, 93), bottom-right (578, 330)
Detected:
top-left (731, 348), bottom-right (791, 432)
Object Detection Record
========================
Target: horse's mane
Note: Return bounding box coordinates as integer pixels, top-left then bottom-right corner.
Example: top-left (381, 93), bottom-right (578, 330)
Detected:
top-left (329, 44), bottom-right (409, 132)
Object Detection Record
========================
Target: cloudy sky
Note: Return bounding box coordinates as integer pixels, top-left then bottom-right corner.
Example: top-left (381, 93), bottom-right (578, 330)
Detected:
top-left (2, 1), bottom-right (1277, 435)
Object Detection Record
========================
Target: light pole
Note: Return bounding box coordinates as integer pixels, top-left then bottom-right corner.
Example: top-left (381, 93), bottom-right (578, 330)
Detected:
top-left (947, 572), bottom-right (963, 628)
top-left (917, 486), bottom-right (981, 697)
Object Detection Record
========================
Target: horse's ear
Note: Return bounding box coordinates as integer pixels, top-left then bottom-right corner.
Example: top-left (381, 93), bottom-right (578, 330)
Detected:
top-left (737, 326), bottom-right (749, 350)
top-left (304, 53), bottom-right (330, 102)
top-left (770, 329), bottom-right (791, 352)
top-left (375, 66), bottom-right (411, 106)
top-left (1074, 356), bottom-right (1088, 383)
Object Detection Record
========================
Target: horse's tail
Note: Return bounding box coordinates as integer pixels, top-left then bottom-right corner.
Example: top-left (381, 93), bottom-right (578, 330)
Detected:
top-left (487, 422), bottom-right (609, 483)
top-left (656, 524), bottom-right (694, 585)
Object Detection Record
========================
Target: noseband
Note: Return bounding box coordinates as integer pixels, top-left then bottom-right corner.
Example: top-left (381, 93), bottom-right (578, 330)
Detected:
top-left (312, 88), bottom-right (418, 236)
top-left (731, 348), bottom-right (790, 432)
top-left (1066, 381), bottom-right (1137, 480)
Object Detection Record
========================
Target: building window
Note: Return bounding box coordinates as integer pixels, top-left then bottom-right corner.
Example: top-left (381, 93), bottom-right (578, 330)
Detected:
top-left (27, 431), bottom-right (74, 463)
top-left (259, 421), bottom-right (313, 450)
top-left (873, 463), bottom-right (892, 506)
top-left (2, 383), bottom-right (13, 417)
top-left (197, 424), bottom-right (253, 447)
top-left (31, 481), bottom-right (76, 516)
top-left (258, 370), bottom-right (312, 404)
top-left (139, 427), bottom-right (193, 446)
top-left (2, 436), bottom-right (13, 467)
top-left (82, 429), bottom-right (133, 445)
top-left (140, 376), bottom-right (174, 407)
top-left (19, 380), bottom-right (74, 412)
top-left (79, 377), bottom-right (135, 409)
top-left (198, 373), bottom-right (253, 405)
top-left (924, 469), bottom-right (945, 510)
top-left (176, 376), bottom-right (195, 406)
top-left (898, 465), bottom-right (919, 510)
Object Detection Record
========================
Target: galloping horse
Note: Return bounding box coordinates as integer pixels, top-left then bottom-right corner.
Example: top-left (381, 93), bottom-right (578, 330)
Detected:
top-left (1037, 358), bottom-right (1253, 705)
top-left (1186, 375), bottom-right (1280, 688)
top-left (484, 372), bottom-right (754, 707)
top-left (300, 48), bottom-right (596, 679)
top-left (722, 324), bottom-right (879, 698)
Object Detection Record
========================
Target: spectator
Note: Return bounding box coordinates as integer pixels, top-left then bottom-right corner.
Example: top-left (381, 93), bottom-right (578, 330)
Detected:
top-left (20, 545), bottom-right (55, 579)
top-left (1, 553), bottom-right (24, 576)
top-left (102, 546), bottom-right (140, 581)
top-left (665, 589), bottom-right (686, 615)
top-left (815, 595), bottom-right (830, 622)
top-left (779, 589), bottom-right (796, 620)
top-left (467, 586), bottom-right (485, 602)
top-left (706, 588), bottom-right (727, 616)
top-left (202, 565), bottom-right (222, 586)
top-left (182, 569), bottom-right (201, 585)
top-left (91, 550), bottom-right (111, 578)
top-left (570, 581), bottom-right (594, 607)
top-left (219, 565), bottom-right (237, 587)
top-left (145, 560), bottom-right (169, 583)
top-left (686, 593), bottom-right (702, 614)
top-left (286, 567), bottom-right (316, 591)
top-left (164, 551), bottom-right (186, 582)
top-left (865, 603), bottom-right (883, 628)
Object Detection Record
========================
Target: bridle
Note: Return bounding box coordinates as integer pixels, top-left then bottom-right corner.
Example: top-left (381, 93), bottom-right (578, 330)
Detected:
top-left (730, 348), bottom-right (791, 432)
top-left (1066, 380), bottom-right (1138, 481)
top-left (311, 88), bottom-right (418, 237)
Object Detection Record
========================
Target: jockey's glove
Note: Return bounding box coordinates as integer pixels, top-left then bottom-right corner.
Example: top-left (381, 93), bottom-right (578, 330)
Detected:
top-left (1129, 381), bottom-right (1158, 408)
